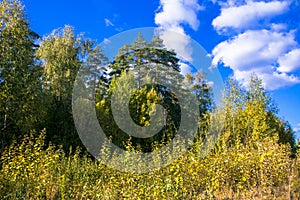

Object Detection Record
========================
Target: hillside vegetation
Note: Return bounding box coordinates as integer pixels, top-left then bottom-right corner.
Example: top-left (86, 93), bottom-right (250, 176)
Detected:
top-left (0, 1), bottom-right (299, 199)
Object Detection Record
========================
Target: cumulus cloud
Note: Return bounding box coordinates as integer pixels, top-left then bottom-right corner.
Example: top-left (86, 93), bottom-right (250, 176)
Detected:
top-left (212, 29), bottom-right (300, 90)
top-left (157, 27), bottom-right (193, 61)
top-left (212, 30), bottom-right (297, 70)
top-left (233, 70), bottom-right (300, 90)
top-left (155, 0), bottom-right (203, 31)
top-left (278, 48), bottom-right (300, 73)
top-left (154, 0), bottom-right (203, 62)
top-left (211, 0), bottom-right (300, 90)
top-left (261, 72), bottom-right (300, 90)
top-left (212, 0), bottom-right (290, 32)
top-left (271, 23), bottom-right (288, 32)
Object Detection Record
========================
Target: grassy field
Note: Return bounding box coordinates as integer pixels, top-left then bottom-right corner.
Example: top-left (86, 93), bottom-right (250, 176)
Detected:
top-left (1, 130), bottom-right (299, 200)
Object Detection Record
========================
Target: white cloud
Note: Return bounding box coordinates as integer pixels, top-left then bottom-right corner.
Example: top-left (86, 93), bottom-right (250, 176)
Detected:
top-left (228, 70), bottom-right (300, 90)
top-left (212, 29), bottom-right (300, 90)
top-left (211, 0), bottom-right (300, 90)
top-left (212, 30), bottom-right (297, 71)
top-left (271, 23), bottom-right (288, 32)
top-left (261, 72), bottom-right (300, 90)
top-left (154, 0), bottom-right (203, 63)
top-left (103, 38), bottom-right (111, 44)
top-left (294, 123), bottom-right (300, 133)
top-left (212, 1), bottom-right (290, 32)
top-left (179, 62), bottom-right (193, 76)
top-left (156, 27), bottom-right (193, 62)
top-left (155, 0), bottom-right (203, 31)
top-left (207, 81), bottom-right (214, 87)
top-left (104, 18), bottom-right (114, 27)
top-left (278, 49), bottom-right (300, 73)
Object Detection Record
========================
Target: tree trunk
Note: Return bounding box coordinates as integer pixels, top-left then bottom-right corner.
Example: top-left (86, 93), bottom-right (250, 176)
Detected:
top-left (1, 113), bottom-right (6, 151)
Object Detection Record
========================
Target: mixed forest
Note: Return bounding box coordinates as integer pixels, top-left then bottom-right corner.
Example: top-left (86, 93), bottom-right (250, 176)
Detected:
top-left (1, 0), bottom-right (300, 199)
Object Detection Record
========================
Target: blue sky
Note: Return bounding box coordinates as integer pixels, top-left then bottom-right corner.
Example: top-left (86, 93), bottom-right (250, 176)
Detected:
top-left (23, 0), bottom-right (300, 138)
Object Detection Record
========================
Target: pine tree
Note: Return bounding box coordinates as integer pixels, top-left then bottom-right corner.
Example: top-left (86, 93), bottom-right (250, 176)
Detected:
top-left (97, 34), bottom-right (204, 152)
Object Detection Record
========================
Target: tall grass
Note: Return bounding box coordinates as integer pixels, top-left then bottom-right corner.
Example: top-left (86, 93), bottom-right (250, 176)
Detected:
top-left (0, 130), bottom-right (299, 199)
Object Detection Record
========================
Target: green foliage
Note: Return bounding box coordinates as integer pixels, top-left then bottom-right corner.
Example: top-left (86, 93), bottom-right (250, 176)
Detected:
top-left (36, 25), bottom-right (81, 99)
top-left (96, 35), bottom-right (195, 152)
top-left (36, 25), bottom-right (107, 150)
top-left (213, 75), bottom-right (295, 151)
top-left (0, 0), bottom-right (43, 149)
top-left (0, 1), bottom-right (299, 199)
top-left (35, 25), bottom-right (80, 149)
top-left (0, 130), bottom-right (299, 199)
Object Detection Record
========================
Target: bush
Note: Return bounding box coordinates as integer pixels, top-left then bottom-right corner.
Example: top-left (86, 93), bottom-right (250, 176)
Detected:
top-left (0, 130), bottom-right (299, 199)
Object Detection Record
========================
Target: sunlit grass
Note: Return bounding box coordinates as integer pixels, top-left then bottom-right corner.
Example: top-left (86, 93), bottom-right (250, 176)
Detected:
top-left (1, 130), bottom-right (299, 199)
